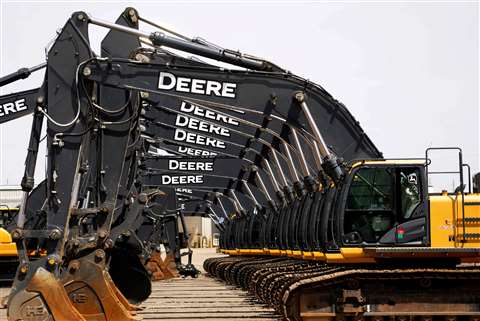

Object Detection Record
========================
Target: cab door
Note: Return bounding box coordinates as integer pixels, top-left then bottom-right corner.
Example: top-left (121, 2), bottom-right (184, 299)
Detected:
top-left (340, 164), bottom-right (428, 246)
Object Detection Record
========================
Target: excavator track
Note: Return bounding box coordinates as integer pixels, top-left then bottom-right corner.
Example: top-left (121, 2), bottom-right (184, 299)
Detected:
top-left (205, 256), bottom-right (480, 321)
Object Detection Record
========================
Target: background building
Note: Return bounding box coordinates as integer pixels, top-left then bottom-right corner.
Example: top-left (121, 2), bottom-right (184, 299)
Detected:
top-left (0, 185), bottom-right (21, 208)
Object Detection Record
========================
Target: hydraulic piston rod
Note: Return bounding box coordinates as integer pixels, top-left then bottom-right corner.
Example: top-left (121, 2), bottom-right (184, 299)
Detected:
top-left (87, 15), bottom-right (270, 71)
top-left (294, 92), bottom-right (343, 182)
top-left (0, 63), bottom-right (46, 87)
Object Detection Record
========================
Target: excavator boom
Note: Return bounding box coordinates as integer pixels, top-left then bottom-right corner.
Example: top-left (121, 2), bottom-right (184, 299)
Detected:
top-left (0, 7), bottom-right (477, 321)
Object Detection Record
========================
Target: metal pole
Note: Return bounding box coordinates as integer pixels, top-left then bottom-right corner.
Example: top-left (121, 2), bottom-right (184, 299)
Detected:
top-left (242, 181), bottom-right (261, 209)
top-left (295, 92), bottom-right (331, 159)
top-left (290, 128), bottom-right (310, 177)
top-left (294, 92), bottom-right (343, 182)
top-left (282, 142), bottom-right (300, 182)
top-left (270, 148), bottom-right (289, 187)
top-left (88, 15), bottom-right (266, 70)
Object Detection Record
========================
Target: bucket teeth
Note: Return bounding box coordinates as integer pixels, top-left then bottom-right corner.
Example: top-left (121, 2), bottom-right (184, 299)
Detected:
top-left (145, 250), bottom-right (179, 281)
top-left (7, 251), bottom-right (143, 321)
top-left (61, 250), bottom-right (141, 321)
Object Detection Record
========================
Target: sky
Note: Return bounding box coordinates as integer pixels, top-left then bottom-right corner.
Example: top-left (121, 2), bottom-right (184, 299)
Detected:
top-left (0, 0), bottom-right (478, 192)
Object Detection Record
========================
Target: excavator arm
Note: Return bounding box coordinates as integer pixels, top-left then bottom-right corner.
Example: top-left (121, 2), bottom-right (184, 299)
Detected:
top-left (9, 8), bottom-right (468, 321)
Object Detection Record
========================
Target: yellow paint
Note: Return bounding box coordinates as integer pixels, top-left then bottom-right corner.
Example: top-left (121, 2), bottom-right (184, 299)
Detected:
top-left (340, 247), bottom-right (366, 258)
top-left (325, 253), bottom-right (344, 263)
top-left (302, 251), bottom-right (314, 259)
top-left (268, 249), bottom-right (281, 255)
top-left (0, 228), bottom-right (12, 243)
top-left (312, 252), bottom-right (326, 260)
top-left (0, 227), bottom-right (17, 256)
top-left (0, 244), bottom-right (17, 256)
top-left (292, 250), bottom-right (303, 258)
top-left (430, 193), bottom-right (480, 248)
top-left (326, 251), bottom-right (376, 263)
top-left (351, 159), bottom-right (426, 169)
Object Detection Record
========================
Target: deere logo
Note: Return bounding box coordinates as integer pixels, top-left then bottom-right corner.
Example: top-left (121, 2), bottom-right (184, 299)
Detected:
top-left (22, 305), bottom-right (47, 320)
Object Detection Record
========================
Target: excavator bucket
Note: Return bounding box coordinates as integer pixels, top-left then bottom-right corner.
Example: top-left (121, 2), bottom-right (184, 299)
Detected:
top-left (8, 266), bottom-right (87, 321)
top-left (62, 250), bottom-right (141, 321)
top-left (8, 251), bottom-right (142, 321)
top-left (145, 250), bottom-right (179, 281)
top-left (109, 247), bottom-right (152, 305)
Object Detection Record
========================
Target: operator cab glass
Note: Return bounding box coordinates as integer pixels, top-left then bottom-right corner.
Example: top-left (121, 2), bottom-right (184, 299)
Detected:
top-left (342, 165), bottom-right (426, 246)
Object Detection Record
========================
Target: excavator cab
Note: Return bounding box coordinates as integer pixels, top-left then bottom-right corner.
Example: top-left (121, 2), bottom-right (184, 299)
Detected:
top-left (339, 161), bottom-right (428, 247)
top-left (336, 148), bottom-right (480, 264)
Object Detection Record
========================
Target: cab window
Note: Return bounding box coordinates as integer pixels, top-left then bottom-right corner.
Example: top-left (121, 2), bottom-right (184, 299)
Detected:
top-left (399, 168), bottom-right (421, 219)
top-left (347, 168), bottom-right (393, 211)
top-left (343, 166), bottom-right (425, 245)
top-left (344, 167), bottom-right (394, 243)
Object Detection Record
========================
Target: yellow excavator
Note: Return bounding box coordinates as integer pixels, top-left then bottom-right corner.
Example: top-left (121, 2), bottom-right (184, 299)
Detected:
top-left (0, 207), bottom-right (19, 282)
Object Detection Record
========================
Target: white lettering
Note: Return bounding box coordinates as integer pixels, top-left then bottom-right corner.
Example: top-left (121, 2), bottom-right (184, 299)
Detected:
top-left (0, 98), bottom-right (28, 117)
top-left (222, 83), bottom-right (237, 98)
top-left (179, 102), bottom-right (239, 126)
top-left (175, 114), bottom-right (230, 137)
top-left (177, 146), bottom-right (217, 156)
top-left (15, 99), bottom-right (27, 111)
top-left (161, 175), bottom-right (204, 185)
top-left (168, 159), bottom-right (214, 171)
top-left (191, 79), bottom-right (206, 94)
top-left (3, 103), bottom-right (16, 115)
top-left (176, 77), bottom-right (191, 92)
top-left (205, 81), bottom-right (221, 96)
top-left (157, 72), bottom-right (236, 98)
top-left (173, 129), bottom-right (225, 149)
top-left (158, 72), bottom-right (176, 90)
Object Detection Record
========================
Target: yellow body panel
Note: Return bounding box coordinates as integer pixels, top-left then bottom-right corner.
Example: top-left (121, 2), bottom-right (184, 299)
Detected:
top-left (291, 250), bottom-right (303, 258)
top-left (0, 228), bottom-right (17, 256)
top-left (430, 193), bottom-right (480, 248)
top-left (312, 252), bottom-right (326, 260)
top-left (268, 249), bottom-right (281, 256)
top-left (302, 251), bottom-right (314, 259)
top-left (0, 243), bottom-right (18, 256)
top-left (340, 247), bottom-right (366, 258)
top-left (0, 228), bottom-right (12, 243)
top-left (326, 251), bottom-right (376, 263)
top-left (351, 159), bottom-right (426, 169)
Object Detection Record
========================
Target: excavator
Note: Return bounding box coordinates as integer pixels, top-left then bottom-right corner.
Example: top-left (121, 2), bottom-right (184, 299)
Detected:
top-left (0, 7), bottom-right (478, 321)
